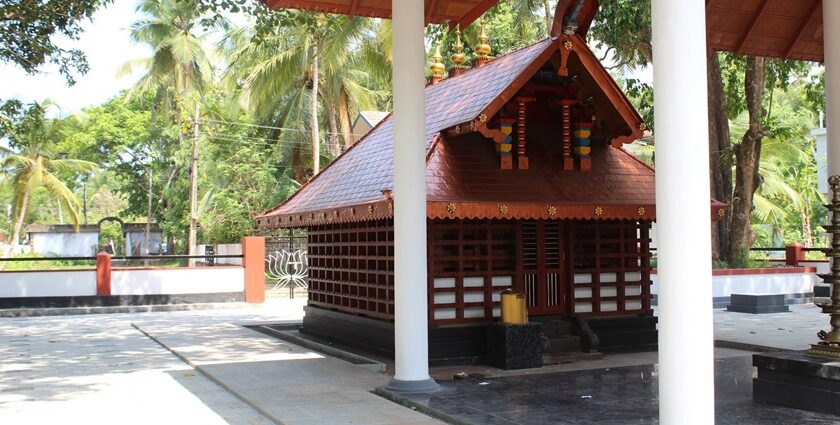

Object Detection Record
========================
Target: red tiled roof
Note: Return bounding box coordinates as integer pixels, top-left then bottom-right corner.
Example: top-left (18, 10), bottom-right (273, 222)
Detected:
top-left (259, 39), bottom-right (557, 220)
top-left (257, 35), bottom-right (725, 229)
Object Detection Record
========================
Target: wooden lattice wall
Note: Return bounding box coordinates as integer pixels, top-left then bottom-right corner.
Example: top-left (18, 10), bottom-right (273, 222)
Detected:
top-left (307, 220), bottom-right (395, 320)
top-left (307, 218), bottom-right (652, 325)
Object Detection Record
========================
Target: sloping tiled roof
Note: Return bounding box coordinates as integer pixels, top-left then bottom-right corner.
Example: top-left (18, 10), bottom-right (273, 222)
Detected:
top-left (258, 38), bottom-right (557, 220)
top-left (256, 35), bottom-right (726, 229)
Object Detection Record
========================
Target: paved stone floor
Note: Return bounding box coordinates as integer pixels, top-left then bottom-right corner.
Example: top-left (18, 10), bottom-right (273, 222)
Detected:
top-left (714, 303), bottom-right (827, 351)
top-left (385, 355), bottom-right (835, 425)
top-left (0, 300), bottom-right (833, 425)
top-left (0, 299), bottom-right (439, 425)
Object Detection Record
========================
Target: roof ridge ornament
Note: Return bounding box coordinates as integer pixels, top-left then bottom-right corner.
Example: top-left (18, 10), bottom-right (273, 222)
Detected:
top-left (474, 18), bottom-right (492, 67)
top-left (430, 40), bottom-right (446, 83)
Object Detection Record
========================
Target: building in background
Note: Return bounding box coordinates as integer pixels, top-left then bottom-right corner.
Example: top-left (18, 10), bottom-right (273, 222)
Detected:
top-left (26, 225), bottom-right (99, 256)
top-left (123, 224), bottom-right (162, 255)
top-left (351, 111), bottom-right (389, 142)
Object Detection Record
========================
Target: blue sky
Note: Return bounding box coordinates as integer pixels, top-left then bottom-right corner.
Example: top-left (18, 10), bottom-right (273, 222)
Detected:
top-left (0, 0), bottom-right (149, 117)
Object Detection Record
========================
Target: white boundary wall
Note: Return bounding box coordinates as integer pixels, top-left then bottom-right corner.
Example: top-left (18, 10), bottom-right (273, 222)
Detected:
top-left (0, 270), bottom-right (96, 297)
top-left (111, 267), bottom-right (244, 295)
top-left (651, 270), bottom-right (817, 298)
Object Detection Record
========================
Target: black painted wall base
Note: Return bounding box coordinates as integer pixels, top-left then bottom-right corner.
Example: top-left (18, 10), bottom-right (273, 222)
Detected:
top-left (302, 307), bottom-right (660, 364)
top-left (727, 294), bottom-right (790, 314)
top-left (753, 351), bottom-right (840, 415)
top-left (486, 323), bottom-right (543, 370)
top-left (0, 292), bottom-right (243, 309)
top-left (301, 306), bottom-right (488, 365)
top-left (586, 315), bottom-right (658, 353)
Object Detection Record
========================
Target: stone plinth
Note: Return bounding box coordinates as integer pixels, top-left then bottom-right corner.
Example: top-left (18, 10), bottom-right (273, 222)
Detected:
top-left (726, 294), bottom-right (790, 314)
top-left (753, 351), bottom-right (840, 415)
top-left (486, 323), bottom-right (543, 370)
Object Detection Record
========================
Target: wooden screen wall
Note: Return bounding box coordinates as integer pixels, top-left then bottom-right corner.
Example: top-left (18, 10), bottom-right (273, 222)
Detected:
top-left (428, 219), bottom-right (653, 325)
top-left (568, 220), bottom-right (653, 317)
top-left (428, 220), bottom-right (517, 324)
top-left (307, 220), bottom-right (395, 320)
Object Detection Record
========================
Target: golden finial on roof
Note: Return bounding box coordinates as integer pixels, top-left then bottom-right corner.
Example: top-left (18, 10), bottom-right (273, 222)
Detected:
top-left (430, 41), bottom-right (446, 78)
top-left (475, 18), bottom-right (492, 58)
top-left (451, 25), bottom-right (466, 67)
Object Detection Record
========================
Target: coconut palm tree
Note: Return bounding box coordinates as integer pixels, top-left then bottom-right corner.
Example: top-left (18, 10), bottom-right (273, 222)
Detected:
top-left (122, 0), bottom-right (215, 255)
top-left (221, 14), bottom-right (387, 176)
top-left (0, 101), bottom-right (96, 257)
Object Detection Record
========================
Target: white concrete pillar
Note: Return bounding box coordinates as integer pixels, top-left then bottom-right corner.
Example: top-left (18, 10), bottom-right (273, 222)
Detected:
top-left (386, 0), bottom-right (438, 393)
top-left (651, 0), bottom-right (714, 424)
top-left (826, 0), bottom-right (840, 178)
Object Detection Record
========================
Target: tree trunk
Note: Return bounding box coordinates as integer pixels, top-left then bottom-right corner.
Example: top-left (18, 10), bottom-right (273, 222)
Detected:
top-left (338, 89), bottom-right (354, 149)
top-left (4, 189), bottom-right (30, 259)
top-left (801, 204), bottom-right (813, 248)
top-left (145, 169), bottom-right (153, 263)
top-left (291, 144), bottom-right (305, 183)
top-left (327, 99), bottom-right (341, 157)
top-left (310, 39), bottom-right (321, 175)
top-left (188, 103), bottom-right (200, 265)
top-left (707, 52), bottom-right (733, 262)
top-left (726, 56), bottom-right (767, 266)
top-left (543, 0), bottom-right (552, 37)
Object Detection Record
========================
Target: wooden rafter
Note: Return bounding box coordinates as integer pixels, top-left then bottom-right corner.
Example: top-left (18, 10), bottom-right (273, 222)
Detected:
top-left (456, 0), bottom-right (499, 30)
top-left (784, 0), bottom-right (822, 59)
top-left (349, 0), bottom-right (359, 15)
top-left (425, 0), bottom-right (438, 24)
top-left (736, 0), bottom-right (771, 54)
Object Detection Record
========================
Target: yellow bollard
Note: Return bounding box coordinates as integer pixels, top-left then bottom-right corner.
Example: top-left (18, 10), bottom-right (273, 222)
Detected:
top-left (500, 289), bottom-right (528, 324)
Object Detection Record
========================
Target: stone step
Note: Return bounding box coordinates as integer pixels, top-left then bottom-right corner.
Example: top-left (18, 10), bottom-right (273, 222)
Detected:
top-left (542, 351), bottom-right (604, 365)
top-left (531, 318), bottom-right (572, 337)
top-left (544, 335), bottom-right (581, 353)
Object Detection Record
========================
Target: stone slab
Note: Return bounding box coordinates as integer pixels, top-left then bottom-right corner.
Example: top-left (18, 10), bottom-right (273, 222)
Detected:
top-left (727, 294), bottom-right (790, 314)
top-left (753, 351), bottom-right (840, 415)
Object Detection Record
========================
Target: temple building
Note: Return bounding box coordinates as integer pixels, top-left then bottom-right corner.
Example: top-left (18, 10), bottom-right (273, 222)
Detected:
top-left (257, 18), bottom-right (725, 363)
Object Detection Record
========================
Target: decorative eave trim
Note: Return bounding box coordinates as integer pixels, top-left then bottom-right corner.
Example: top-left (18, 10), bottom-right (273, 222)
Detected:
top-left (258, 200), bottom-right (727, 228)
top-left (257, 200), bottom-right (393, 229)
top-left (429, 201), bottom-right (657, 221)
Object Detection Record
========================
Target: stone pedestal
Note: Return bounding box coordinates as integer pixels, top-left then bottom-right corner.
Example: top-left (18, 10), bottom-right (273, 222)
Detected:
top-left (815, 285), bottom-right (832, 298)
top-left (753, 351), bottom-right (840, 415)
top-left (726, 294), bottom-right (789, 314)
top-left (486, 323), bottom-right (543, 370)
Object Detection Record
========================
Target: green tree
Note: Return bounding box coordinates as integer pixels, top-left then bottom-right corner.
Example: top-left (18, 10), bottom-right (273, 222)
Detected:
top-left (0, 101), bottom-right (96, 255)
top-left (0, 0), bottom-right (109, 86)
top-left (123, 0), bottom-right (215, 254)
top-left (221, 13), bottom-right (385, 178)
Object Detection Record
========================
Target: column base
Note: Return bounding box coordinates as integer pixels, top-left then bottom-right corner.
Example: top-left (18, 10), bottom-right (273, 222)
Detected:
top-left (384, 377), bottom-right (440, 394)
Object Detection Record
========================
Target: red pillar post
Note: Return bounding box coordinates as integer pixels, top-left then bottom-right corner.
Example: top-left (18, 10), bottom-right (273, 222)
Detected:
top-left (785, 243), bottom-right (805, 266)
top-left (96, 252), bottom-right (111, 296)
top-left (242, 237), bottom-right (266, 304)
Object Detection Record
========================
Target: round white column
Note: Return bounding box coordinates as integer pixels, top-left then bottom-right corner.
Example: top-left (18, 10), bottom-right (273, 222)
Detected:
top-left (386, 0), bottom-right (438, 393)
top-left (826, 0), bottom-right (840, 177)
top-left (651, 0), bottom-right (715, 424)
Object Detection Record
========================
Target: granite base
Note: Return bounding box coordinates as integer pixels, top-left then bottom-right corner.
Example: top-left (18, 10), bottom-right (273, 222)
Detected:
top-left (486, 323), bottom-right (543, 370)
top-left (753, 350), bottom-right (840, 415)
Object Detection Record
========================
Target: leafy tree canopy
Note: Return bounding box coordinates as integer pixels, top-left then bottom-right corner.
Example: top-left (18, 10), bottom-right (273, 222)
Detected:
top-left (0, 0), bottom-right (111, 85)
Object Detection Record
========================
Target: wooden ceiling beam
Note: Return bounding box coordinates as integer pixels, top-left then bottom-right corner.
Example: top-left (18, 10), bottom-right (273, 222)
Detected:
top-left (349, 0), bottom-right (359, 16)
top-left (784, 0), bottom-right (821, 59)
top-left (736, 0), bottom-right (770, 54)
top-left (425, 0), bottom-right (438, 25)
top-left (456, 0), bottom-right (499, 30)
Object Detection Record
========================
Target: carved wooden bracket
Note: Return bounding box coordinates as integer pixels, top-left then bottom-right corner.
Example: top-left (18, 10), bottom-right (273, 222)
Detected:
top-left (558, 37), bottom-right (574, 77)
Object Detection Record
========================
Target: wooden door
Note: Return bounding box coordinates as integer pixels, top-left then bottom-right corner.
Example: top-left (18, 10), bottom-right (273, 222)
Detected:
top-left (519, 221), bottom-right (569, 315)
